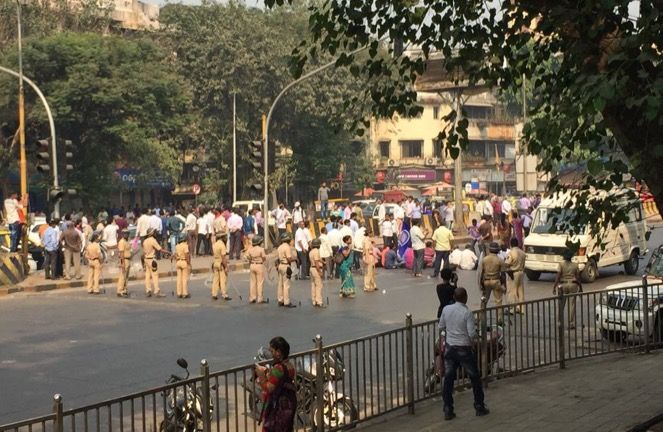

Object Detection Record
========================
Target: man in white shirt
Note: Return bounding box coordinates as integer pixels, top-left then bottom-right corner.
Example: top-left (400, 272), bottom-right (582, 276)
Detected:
top-left (349, 214), bottom-right (359, 234)
top-left (376, 200), bottom-right (386, 224)
top-left (273, 203), bottom-right (290, 237)
top-left (292, 202), bottom-right (306, 225)
top-left (394, 202), bottom-right (405, 234)
top-left (381, 213), bottom-right (395, 249)
top-left (136, 209), bottom-right (151, 240)
top-left (185, 208), bottom-right (198, 256)
top-left (444, 202), bottom-right (455, 230)
top-left (459, 244), bottom-right (479, 270)
top-left (227, 209), bottom-right (243, 260)
top-left (102, 218), bottom-right (119, 262)
top-left (501, 198), bottom-right (512, 216)
top-left (196, 213), bottom-right (211, 256)
top-left (319, 227), bottom-right (333, 279)
top-left (4, 192), bottom-right (23, 252)
top-left (294, 221), bottom-right (311, 279)
top-left (352, 225), bottom-right (366, 271)
top-left (339, 219), bottom-right (353, 246)
top-left (448, 246), bottom-right (462, 267)
top-left (410, 219), bottom-right (426, 277)
top-left (343, 205), bottom-right (352, 221)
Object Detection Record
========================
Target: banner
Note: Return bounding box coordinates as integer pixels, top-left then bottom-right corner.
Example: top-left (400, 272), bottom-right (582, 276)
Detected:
top-left (397, 220), bottom-right (411, 258)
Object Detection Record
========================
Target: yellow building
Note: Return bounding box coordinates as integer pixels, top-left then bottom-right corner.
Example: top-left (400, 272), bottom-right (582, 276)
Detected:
top-left (368, 91), bottom-right (519, 194)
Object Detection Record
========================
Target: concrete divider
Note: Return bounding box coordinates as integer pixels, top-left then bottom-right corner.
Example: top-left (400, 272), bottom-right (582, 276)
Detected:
top-left (0, 253), bottom-right (26, 288)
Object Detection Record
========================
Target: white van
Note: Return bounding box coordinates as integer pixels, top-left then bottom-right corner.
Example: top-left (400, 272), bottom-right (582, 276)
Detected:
top-left (523, 189), bottom-right (648, 283)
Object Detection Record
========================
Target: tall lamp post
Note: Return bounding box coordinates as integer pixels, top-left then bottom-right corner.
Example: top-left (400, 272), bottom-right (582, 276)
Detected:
top-left (262, 45), bottom-right (368, 250)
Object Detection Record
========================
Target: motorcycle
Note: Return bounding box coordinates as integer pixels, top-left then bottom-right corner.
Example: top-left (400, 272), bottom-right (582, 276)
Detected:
top-left (243, 345), bottom-right (359, 430)
top-left (424, 325), bottom-right (505, 394)
top-left (159, 358), bottom-right (215, 432)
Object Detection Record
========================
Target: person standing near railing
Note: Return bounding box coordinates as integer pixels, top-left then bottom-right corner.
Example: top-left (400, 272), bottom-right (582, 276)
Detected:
top-left (554, 249), bottom-right (582, 330)
top-left (439, 287), bottom-right (490, 421)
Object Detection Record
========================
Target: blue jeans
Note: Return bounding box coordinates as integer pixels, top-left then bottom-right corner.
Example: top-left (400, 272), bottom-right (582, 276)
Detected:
top-left (442, 345), bottom-right (485, 411)
top-left (320, 200), bottom-right (328, 219)
top-left (432, 250), bottom-right (450, 277)
top-left (9, 222), bottom-right (21, 252)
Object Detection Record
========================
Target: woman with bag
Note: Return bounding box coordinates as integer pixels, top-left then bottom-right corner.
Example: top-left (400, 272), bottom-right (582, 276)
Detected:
top-left (254, 337), bottom-right (297, 432)
top-left (338, 235), bottom-right (356, 298)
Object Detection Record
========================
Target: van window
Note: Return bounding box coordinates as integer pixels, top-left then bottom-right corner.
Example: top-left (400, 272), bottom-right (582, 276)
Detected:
top-left (627, 206), bottom-right (642, 222)
top-left (531, 207), bottom-right (586, 235)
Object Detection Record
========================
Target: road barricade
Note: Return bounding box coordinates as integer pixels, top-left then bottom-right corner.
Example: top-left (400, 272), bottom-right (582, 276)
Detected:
top-left (0, 253), bottom-right (26, 287)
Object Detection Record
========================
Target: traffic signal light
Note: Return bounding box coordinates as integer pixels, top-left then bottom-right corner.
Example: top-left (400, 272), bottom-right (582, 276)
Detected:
top-left (36, 138), bottom-right (51, 173)
top-left (249, 140), bottom-right (263, 192)
top-left (63, 139), bottom-right (74, 172)
top-left (49, 187), bottom-right (63, 201)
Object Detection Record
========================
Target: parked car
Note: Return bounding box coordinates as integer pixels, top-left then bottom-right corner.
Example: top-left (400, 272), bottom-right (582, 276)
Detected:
top-left (595, 244), bottom-right (663, 342)
top-left (372, 203), bottom-right (399, 221)
top-left (524, 188), bottom-right (649, 282)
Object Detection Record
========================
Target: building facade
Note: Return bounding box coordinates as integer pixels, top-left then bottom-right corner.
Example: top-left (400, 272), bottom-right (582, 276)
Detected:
top-left (369, 91), bottom-right (523, 195)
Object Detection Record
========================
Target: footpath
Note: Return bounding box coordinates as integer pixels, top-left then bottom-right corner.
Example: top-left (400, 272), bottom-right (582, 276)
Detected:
top-left (0, 254), bottom-right (253, 297)
top-left (357, 350), bottom-right (663, 432)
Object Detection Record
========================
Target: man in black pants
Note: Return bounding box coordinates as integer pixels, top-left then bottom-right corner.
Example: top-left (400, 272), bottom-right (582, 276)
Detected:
top-left (439, 287), bottom-right (489, 420)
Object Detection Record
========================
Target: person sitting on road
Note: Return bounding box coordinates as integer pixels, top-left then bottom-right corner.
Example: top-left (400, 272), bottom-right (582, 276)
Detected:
top-left (448, 246), bottom-right (462, 268)
top-left (384, 247), bottom-right (405, 269)
top-left (459, 244), bottom-right (479, 271)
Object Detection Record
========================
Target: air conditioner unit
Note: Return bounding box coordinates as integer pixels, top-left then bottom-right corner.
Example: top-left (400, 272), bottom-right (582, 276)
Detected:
top-left (425, 157), bottom-right (437, 166)
top-left (388, 159), bottom-right (400, 167)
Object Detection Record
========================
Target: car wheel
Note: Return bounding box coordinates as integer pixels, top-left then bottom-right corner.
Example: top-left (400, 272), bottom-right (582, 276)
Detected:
top-left (624, 250), bottom-right (639, 275)
top-left (580, 258), bottom-right (598, 283)
top-left (525, 269), bottom-right (541, 281)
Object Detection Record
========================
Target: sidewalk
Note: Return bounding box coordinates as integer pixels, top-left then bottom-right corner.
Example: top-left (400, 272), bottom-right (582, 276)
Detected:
top-left (357, 350), bottom-right (663, 432)
top-left (0, 254), bottom-right (255, 297)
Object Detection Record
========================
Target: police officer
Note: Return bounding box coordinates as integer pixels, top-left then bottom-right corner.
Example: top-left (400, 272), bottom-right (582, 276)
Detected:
top-left (143, 228), bottom-right (166, 297)
top-left (211, 231), bottom-right (231, 301)
top-left (277, 232), bottom-right (297, 308)
top-left (309, 238), bottom-right (325, 308)
top-left (504, 237), bottom-right (526, 314)
top-left (480, 242), bottom-right (505, 323)
top-left (116, 228), bottom-right (131, 297)
top-left (174, 234), bottom-right (191, 298)
top-left (554, 249), bottom-right (582, 329)
top-left (246, 235), bottom-right (267, 304)
top-left (85, 233), bottom-right (102, 295)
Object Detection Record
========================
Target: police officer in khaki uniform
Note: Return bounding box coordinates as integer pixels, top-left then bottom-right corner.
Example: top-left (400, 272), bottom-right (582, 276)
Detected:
top-left (246, 235), bottom-right (267, 304)
top-left (480, 242), bottom-right (505, 323)
top-left (211, 231), bottom-right (231, 301)
top-left (309, 238), bottom-right (325, 307)
top-left (277, 232), bottom-right (297, 308)
top-left (505, 237), bottom-right (526, 314)
top-left (362, 230), bottom-right (377, 292)
top-left (554, 249), bottom-right (582, 329)
top-left (85, 233), bottom-right (102, 294)
top-left (116, 229), bottom-right (131, 297)
top-left (174, 234), bottom-right (191, 298)
top-left (143, 228), bottom-right (166, 297)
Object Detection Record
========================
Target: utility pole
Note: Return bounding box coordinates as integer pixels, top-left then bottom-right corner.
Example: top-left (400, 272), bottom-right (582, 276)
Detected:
top-left (522, 74), bottom-right (528, 194)
top-left (232, 92), bottom-right (237, 203)
top-left (452, 91), bottom-right (465, 232)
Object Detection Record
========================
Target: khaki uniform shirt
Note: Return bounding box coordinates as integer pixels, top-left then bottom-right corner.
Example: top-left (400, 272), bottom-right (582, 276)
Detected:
top-left (278, 243), bottom-right (292, 265)
top-left (213, 240), bottom-right (227, 262)
top-left (309, 248), bottom-right (322, 270)
top-left (142, 237), bottom-right (161, 259)
top-left (482, 254), bottom-right (503, 280)
top-left (86, 242), bottom-right (101, 260)
top-left (505, 247), bottom-right (526, 272)
top-left (558, 260), bottom-right (579, 283)
top-left (247, 246), bottom-right (266, 264)
top-left (213, 217), bottom-right (227, 236)
top-left (118, 238), bottom-right (131, 260)
top-left (175, 242), bottom-right (189, 261)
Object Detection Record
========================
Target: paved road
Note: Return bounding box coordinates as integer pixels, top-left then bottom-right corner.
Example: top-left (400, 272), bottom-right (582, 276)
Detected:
top-left (1, 229), bottom-right (661, 423)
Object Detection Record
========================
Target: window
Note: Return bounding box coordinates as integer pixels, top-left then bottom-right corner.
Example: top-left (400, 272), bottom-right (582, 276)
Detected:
top-left (400, 140), bottom-right (423, 158)
top-left (464, 105), bottom-right (494, 120)
top-left (379, 140), bottom-right (390, 158)
top-left (433, 106), bottom-right (440, 119)
top-left (432, 137), bottom-right (442, 158)
top-left (467, 141), bottom-right (486, 158)
top-left (487, 142), bottom-right (506, 159)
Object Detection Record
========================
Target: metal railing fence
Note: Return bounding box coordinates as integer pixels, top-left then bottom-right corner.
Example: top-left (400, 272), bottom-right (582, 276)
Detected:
top-left (2, 280), bottom-right (662, 432)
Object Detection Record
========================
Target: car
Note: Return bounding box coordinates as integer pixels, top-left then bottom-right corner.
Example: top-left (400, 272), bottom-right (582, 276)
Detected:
top-left (524, 188), bottom-right (649, 283)
top-left (372, 203), bottom-right (400, 221)
top-left (595, 244), bottom-right (663, 342)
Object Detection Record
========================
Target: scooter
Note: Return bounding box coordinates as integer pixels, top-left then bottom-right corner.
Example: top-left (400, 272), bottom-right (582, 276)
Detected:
top-left (424, 325), bottom-right (505, 394)
top-left (159, 359), bottom-right (215, 432)
top-left (243, 345), bottom-right (359, 429)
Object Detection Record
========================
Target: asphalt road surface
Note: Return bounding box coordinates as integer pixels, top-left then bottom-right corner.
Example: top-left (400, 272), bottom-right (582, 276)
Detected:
top-left (1, 228), bottom-right (661, 424)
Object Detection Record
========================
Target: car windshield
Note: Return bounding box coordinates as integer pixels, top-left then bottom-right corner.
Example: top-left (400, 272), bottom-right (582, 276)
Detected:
top-left (530, 207), bottom-right (585, 235)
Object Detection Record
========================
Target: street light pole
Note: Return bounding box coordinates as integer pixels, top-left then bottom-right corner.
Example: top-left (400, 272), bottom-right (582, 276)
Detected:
top-left (263, 45), bottom-right (368, 251)
top-left (232, 92), bottom-right (237, 204)
top-left (16, 0), bottom-right (27, 203)
top-left (0, 66), bottom-right (59, 218)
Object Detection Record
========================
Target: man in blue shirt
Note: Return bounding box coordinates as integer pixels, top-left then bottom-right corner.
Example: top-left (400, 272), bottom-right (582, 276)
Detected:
top-left (42, 219), bottom-right (60, 280)
top-left (439, 287), bottom-right (489, 420)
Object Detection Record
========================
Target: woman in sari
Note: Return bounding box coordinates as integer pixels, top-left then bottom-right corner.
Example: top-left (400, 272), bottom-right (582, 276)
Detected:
top-left (511, 210), bottom-right (524, 248)
top-left (339, 235), bottom-right (356, 298)
top-left (255, 336), bottom-right (297, 432)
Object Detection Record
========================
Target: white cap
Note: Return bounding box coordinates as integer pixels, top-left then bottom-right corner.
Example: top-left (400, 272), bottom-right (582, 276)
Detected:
top-left (295, 201), bottom-right (300, 207)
